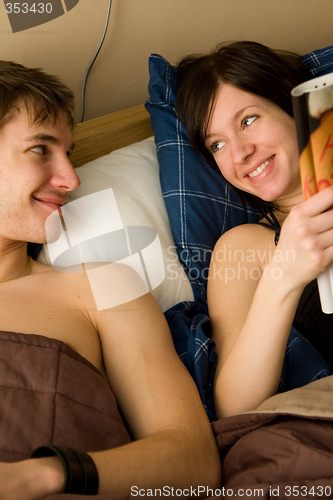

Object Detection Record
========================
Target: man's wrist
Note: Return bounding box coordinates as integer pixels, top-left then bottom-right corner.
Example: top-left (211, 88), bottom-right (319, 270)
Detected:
top-left (30, 445), bottom-right (99, 495)
top-left (25, 456), bottom-right (65, 498)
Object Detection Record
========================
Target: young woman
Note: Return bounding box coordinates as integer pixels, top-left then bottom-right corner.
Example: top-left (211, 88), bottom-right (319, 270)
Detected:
top-left (175, 41), bottom-right (333, 418)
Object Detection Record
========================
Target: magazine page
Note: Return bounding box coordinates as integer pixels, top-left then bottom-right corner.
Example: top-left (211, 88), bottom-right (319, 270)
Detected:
top-left (292, 73), bottom-right (333, 312)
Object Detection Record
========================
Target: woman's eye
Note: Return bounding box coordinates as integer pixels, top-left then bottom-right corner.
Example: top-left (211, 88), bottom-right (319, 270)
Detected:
top-left (30, 145), bottom-right (45, 155)
top-left (242, 115), bottom-right (258, 128)
top-left (211, 141), bottom-right (226, 153)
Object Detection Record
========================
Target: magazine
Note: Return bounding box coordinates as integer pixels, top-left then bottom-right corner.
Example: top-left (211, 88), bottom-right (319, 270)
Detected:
top-left (292, 72), bottom-right (333, 313)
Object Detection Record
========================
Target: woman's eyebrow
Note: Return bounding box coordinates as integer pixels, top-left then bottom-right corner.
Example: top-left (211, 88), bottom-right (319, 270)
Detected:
top-left (205, 105), bottom-right (258, 140)
top-left (233, 105), bottom-right (258, 122)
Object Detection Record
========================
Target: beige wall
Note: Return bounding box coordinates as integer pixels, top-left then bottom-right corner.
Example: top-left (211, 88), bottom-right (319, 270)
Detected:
top-left (1, 0), bottom-right (332, 122)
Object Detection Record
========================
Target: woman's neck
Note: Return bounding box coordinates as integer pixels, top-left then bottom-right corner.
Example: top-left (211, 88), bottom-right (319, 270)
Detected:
top-left (272, 190), bottom-right (304, 225)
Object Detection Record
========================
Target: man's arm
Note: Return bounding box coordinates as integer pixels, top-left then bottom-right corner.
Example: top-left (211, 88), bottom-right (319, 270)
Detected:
top-left (89, 289), bottom-right (221, 494)
top-left (0, 277), bottom-right (220, 499)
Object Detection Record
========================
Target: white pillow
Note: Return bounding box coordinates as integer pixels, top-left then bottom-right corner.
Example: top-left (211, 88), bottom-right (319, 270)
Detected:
top-left (38, 137), bottom-right (193, 312)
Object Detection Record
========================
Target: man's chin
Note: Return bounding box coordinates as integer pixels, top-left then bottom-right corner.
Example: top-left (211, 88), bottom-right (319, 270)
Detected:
top-left (44, 210), bottom-right (65, 245)
top-left (32, 237), bottom-right (47, 245)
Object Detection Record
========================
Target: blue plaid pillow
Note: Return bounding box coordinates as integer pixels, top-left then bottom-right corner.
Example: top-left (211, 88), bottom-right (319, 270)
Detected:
top-left (145, 55), bottom-right (260, 300)
top-left (145, 46), bottom-right (333, 301)
top-left (302, 45), bottom-right (333, 77)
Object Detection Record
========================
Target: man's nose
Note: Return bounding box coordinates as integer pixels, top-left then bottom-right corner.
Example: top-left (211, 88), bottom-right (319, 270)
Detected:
top-left (50, 155), bottom-right (81, 192)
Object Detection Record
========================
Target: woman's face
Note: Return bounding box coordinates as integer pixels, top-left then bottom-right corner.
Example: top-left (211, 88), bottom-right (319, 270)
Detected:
top-left (204, 84), bottom-right (301, 205)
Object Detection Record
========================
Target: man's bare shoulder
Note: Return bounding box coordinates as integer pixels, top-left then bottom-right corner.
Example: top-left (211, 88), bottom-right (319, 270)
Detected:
top-left (32, 261), bottom-right (152, 329)
top-left (31, 262), bottom-right (95, 304)
top-left (0, 263), bottom-right (103, 368)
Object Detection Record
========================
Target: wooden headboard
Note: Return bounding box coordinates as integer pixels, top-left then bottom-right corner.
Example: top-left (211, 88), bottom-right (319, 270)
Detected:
top-left (70, 104), bottom-right (153, 169)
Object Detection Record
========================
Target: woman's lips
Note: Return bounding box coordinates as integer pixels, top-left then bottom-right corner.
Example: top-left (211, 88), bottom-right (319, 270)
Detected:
top-left (246, 155), bottom-right (275, 182)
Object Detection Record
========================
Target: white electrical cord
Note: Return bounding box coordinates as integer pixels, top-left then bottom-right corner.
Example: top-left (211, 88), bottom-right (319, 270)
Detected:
top-left (79, 0), bottom-right (113, 122)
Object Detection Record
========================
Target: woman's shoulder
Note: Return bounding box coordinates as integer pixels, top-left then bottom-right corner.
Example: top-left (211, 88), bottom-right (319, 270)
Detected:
top-left (211, 223), bottom-right (277, 269)
top-left (214, 222), bottom-right (275, 251)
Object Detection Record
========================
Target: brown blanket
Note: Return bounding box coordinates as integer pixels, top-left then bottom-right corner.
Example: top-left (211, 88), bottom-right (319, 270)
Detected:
top-left (212, 376), bottom-right (333, 499)
top-left (4, 330), bottom-right (333, 499)
top-left (0, 330), bottom-right (131, 499)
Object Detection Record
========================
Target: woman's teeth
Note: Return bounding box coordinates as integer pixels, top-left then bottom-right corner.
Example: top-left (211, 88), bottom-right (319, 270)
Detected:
top-left (248, 156), bottom-right (274, 178)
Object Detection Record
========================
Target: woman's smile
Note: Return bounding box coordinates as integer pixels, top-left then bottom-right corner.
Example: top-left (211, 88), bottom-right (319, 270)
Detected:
top-left (205, 84), bottom-right (301, 204)
top-left (247, 155), bottom-right (275, 178)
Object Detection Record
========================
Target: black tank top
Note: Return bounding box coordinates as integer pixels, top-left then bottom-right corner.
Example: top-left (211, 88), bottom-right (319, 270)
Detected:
top-left (258, 208), bottom-right (333, 372)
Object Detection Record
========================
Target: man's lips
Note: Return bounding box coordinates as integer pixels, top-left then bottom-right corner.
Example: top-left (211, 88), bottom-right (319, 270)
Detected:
top-left (33, 196), bottom-right (66, 211)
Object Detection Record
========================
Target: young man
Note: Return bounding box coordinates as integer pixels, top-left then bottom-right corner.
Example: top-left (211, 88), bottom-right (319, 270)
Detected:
top-left (0, 61), bottom-right (220, 498)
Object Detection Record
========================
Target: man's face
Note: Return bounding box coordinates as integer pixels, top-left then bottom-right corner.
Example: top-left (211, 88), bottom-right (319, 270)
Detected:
top-left (0, 108), bottom-right (80, 244)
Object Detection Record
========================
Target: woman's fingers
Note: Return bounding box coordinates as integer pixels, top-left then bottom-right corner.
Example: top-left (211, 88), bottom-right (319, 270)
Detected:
top-left (275, 189), bottom-right (333, 287)
top-left (315, 227), bottom-right (333, 250)
top-left (314, 209), bottom-right (333, 235)
top-left (284, 189), bottom-right (333, 244)
top-left (297, 185), bottom-right (333, 217)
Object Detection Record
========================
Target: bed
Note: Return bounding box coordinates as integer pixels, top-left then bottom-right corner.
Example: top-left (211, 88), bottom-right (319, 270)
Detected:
top-left (39, 44), bottom-right (333, 498)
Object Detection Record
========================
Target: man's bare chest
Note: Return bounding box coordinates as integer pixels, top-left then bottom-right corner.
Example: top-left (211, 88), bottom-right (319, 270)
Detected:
top-left (0, 270), bottom-right (103, 371)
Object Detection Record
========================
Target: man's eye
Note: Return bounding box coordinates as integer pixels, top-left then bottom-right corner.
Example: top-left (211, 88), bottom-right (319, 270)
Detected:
top-left (30, 146), bottom-right (45, 155)
top-left (211, 141), bottom-right (226, 153)
top-left (242, 115), bottom-right (258, 128)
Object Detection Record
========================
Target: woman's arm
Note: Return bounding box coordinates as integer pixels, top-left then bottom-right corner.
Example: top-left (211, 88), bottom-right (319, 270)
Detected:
top-left (209, 187), bottom-right (333, 418)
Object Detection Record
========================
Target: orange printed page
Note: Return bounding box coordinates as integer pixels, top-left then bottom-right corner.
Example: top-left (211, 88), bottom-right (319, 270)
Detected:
top-left (300, 110), bottom-right (333, 200)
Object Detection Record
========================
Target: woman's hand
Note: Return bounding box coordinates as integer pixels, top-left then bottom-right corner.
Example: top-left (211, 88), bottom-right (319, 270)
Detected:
top-left (273, 186), bottom-right (333, 290)
top-left (0, 457), bottom-right (64, 500)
